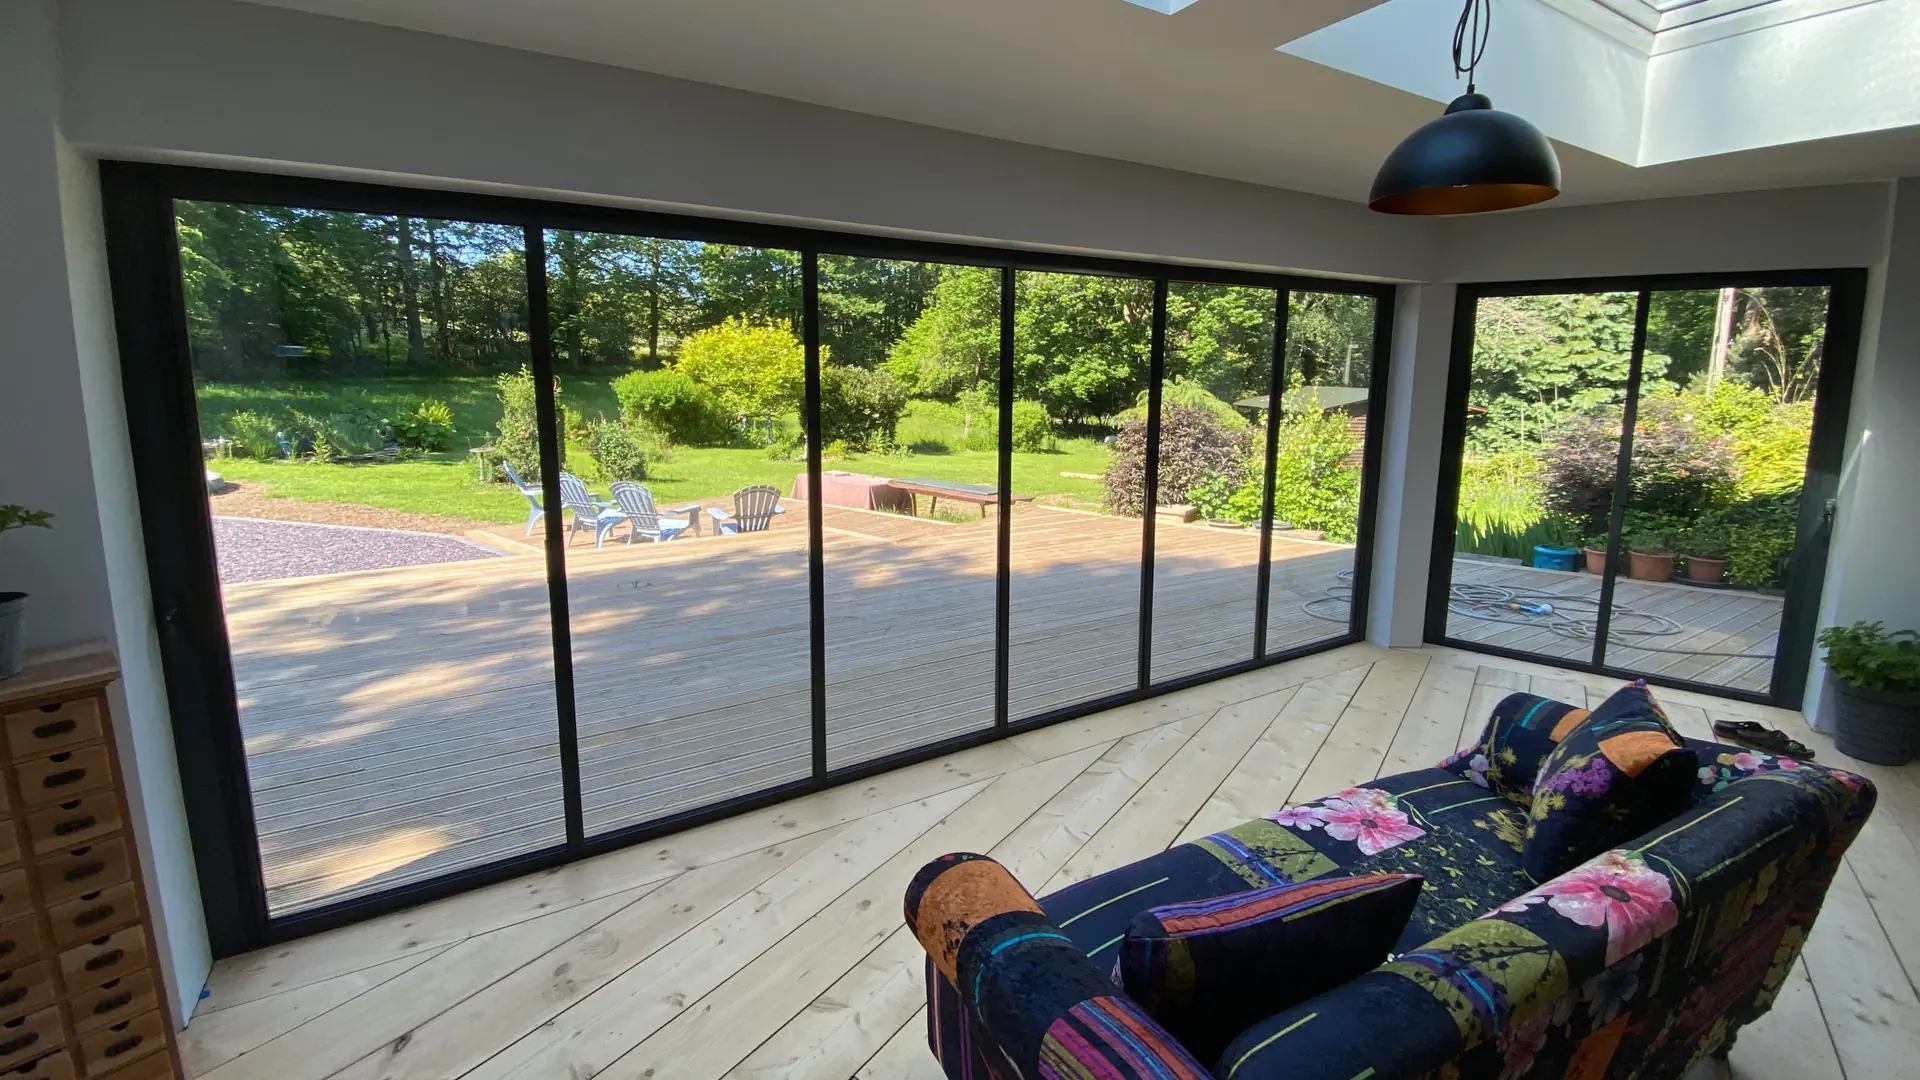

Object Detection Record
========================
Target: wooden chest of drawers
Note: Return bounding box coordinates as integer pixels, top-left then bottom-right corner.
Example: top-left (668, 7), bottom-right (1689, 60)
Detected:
top-left (0, 648), bottom-right (183, 1080)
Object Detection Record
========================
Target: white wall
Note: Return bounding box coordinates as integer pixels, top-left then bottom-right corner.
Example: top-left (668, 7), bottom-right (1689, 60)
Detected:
top-left (1, 0), bottom-right (212, 1025)
top-left (55, 0), bottom-right (1442, 283)
top-left (1805, 177), bottom-right (1920, 725)
top-left (1440, 182), bottom-right (1893, 282)
top-left (1368, 284), bottom-right (1457, 647)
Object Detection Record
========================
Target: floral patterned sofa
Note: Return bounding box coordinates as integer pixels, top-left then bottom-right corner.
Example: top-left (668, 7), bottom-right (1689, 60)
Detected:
top-left (905, 697), bottom-right (1875, 1080)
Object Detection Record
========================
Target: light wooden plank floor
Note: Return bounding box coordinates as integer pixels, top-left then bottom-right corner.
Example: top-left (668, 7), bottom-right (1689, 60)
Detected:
top-left (220, 505), bottom-right (1783, 914)
top-left (184, 643), bottom-right (1919, 1080)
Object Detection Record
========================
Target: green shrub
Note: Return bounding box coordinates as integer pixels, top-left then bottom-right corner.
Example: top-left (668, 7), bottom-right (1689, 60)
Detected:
top-left (676, 318), bottom-right (807, 422)
top-left (1117, 378), bottom-right (1248, 429)
top-left (1271, 407), bottom-right (1362, 542)
top-left (222, 410), bottom-right (283, 459)
top-left (820, 365), bottom-right (908, 452)
top-left (391, 399), bottom-right (454, 451)
top-left (1455, 451), bottom-right (1546, 556)
top-left (959, 386), bottom-right (998, 451)
top-left (895, 400), bottom-right (968, 454)
top-left (586, 418), bottom-right (647, 482)
top-left (1190, 472), bottom-right (1263, 525)
top-left (612, 369), bottom-right (731, 445)
top-left (303, 407), bottom-right (385, 459)
top-left (494, 366), bottom-right (546, 481)
top-left (1010, 400), bottom-right (1055, 452)
top-left (1103, 404), bottom-right (1252, 517)
top-left (1818, 621), bottom-right (1920, 691)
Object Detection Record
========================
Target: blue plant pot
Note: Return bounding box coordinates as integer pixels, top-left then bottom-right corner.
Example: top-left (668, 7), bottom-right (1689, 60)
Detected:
top-left (1533, 545), bottom-right (1578, 572)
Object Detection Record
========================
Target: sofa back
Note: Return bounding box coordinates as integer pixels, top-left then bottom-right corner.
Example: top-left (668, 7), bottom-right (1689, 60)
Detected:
top-left (1217, 755), bottom-right (1874, 1080)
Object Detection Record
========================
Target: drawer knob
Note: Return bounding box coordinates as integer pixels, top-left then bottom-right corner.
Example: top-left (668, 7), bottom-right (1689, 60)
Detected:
top-left (92, 991), bottom-right (133, 1015)
top-left (72, 903), bottom-right (116, 929)
top-left (104, 1033), bottom-right (142, 1058)
top-left (63, 860), bottom-right (105, 883)
top-left (0, 1032), bottom-right (36, 1056)
top-left (52, 815), bottom-right (97, 837)
top-left (30, 719), bottom-right (76, 739)
top-left (83, 948), bottom-right (124, 972)
top-left (41, 769), bottom-right (87, 790)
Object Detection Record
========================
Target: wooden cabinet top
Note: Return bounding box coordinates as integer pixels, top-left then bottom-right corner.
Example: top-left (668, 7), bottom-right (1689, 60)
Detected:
top-left (0, 642), bottom-right (120, 710)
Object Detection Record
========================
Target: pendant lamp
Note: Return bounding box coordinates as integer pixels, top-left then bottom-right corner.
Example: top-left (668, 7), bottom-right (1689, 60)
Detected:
top-left (1369, 0), bottom-right (1561, 215)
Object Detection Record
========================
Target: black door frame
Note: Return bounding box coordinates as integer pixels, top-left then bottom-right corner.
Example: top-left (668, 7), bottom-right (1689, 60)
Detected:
top-left (1424, 269), bottom-right (1867, 708)
top-left (99, 161), bottom-right (1395, 955)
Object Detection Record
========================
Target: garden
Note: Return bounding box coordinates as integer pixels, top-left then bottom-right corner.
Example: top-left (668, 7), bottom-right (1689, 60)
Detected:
top-left (181, 202), bottom-right (1377, 539)
top-left (1451, 288), bottom-right (1830, 590)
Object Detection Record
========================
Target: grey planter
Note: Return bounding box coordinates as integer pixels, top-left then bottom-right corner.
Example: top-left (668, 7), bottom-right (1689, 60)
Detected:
top-left (1830, 672), bottom-right (1920, 766)
top-left (0, 592), bottom-right (24, 681)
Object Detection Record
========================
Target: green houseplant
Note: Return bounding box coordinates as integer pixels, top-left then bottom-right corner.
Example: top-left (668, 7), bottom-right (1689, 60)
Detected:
top-left (0, 506), bottom-right (54, 680)
top-left (1626, 529), bottom-right (1675, 583)
top-left (1681, 522), bottom-right (1730, 584)
top-left (1817, 621), bottom-right (1920, 765)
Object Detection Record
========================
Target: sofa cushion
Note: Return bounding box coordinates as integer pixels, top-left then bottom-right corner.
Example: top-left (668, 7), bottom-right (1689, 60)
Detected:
top-left (1117, 872), bottom-right (1422, 1064)
top-left (1523, 683), bottom-right (1697, 882)
top-left (1446, 692), bottom-right (1591, 804)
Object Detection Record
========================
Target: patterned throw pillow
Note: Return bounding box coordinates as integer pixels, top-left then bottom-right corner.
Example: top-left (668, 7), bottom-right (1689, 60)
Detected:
top-left (1522, 682), bottom-right (1697, 882)
top-left (1446, 692), bottom-right (1592, 805)
top-left (1116, 872), bottom-right (1422, 1064)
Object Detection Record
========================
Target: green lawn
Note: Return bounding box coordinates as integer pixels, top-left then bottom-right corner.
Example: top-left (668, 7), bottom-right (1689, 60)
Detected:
top-left (213, 441), bottom-right (1113, 525)
top-left (201, 373), bottom-right (1113, 524)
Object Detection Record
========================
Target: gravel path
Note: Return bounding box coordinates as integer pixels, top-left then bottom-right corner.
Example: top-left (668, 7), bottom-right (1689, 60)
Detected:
top-left (213, 517), bottom-right (504, 584)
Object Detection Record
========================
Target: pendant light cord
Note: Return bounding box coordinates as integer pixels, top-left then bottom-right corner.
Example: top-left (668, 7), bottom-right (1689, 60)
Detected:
top-left (1453, 0), bottom-right (1492, 93)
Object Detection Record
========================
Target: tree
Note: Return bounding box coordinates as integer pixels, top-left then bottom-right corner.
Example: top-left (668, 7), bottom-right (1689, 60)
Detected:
top-left (820, 256), bottom-right (941, 369)
top-left (1466, 292), bottom-right (1664, 450)
top-left (1014, 272), bottom-right (1154, 421)
top-left (675, 318), bottom-right (808, 423)
top-left (885, 265), bottom-right (1000, 399)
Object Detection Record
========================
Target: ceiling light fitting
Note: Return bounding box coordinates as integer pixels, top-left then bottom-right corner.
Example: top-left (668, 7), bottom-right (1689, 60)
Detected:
top-left (1368, 0), bottom-right (1562, 215)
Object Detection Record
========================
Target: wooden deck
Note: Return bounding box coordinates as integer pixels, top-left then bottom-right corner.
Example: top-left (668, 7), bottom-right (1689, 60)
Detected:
top-left (221, 506), bottom-right (1775, 914)
top-left (182, 643), bottom-right (1920, 1080)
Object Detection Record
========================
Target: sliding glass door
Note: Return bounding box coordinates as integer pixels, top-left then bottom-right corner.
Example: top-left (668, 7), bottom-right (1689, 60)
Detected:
top-left (103, 163), bottom-right (1393, 953)
top-left (1429, 276), bottom-right (1863, 705)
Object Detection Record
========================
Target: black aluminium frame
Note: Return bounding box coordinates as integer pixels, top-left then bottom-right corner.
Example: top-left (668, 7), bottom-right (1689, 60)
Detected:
top-left (1424, 269), bottom-right (1868, 709)
top-left (97, 161), bottom-right (1396, 956)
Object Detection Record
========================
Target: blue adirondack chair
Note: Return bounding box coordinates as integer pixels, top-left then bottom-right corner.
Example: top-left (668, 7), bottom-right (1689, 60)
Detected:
top-left (559, 472), bottom-right (627, 548)
top-left (706, 485), bottom-right (785, 536)
top-left (503, 461), bottom-right (545, 535)
top-left (609, 482), bottom-right (694, 544)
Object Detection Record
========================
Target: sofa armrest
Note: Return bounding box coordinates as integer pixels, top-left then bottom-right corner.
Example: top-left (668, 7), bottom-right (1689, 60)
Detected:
top-left (905, 852), bottom-right (1212, 1079)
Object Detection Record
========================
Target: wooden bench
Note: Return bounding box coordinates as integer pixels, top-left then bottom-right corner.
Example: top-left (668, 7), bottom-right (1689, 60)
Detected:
top-left (884, 478), bottom-right (1033, 519)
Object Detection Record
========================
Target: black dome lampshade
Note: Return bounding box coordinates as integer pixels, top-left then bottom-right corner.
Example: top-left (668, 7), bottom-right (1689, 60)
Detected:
top-left (1369, 93), bottom-right (1561, 215)
top-left (1369, 0), bottom-right (1563, 215)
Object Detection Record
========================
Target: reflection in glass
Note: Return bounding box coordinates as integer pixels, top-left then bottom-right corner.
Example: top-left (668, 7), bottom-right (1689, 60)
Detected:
top-left (1264, 292), bottom-right (1379, 655)
top-left (1149, 284), bottom-right (1276, 681)
top-left (179, 202), bottom-right (563, 915)
top-left (820, 258), bottom-right (1002, 767)
top-left (1441, 292), bottom-right (1637, 667)
top-left (1006, 271), bottom-right (1153, 719)
top-left (1600, 287), bottom-right (1831, 694)
top-left (542, 231), bottom-right (814, 835)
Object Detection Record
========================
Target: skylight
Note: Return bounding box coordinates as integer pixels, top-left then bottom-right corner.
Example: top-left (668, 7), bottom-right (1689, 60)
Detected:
top-left (1117, 0), bottom-right (1204, 13)
top-left (1280, 0), bottom-right (1917, 167)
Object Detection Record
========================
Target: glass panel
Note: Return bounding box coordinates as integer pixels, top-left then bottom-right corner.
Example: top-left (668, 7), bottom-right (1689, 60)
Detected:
top-left (1441, 291), bottom-right (1638, 666)
top-left (1006, 270), bottom-right (1153, 719)
top-left (820, 258), bottom-right (1002, 767)
top-left (1601, 286), bottom-right (1830, 694)
top-left (541, 231), bottom-right (811, 835)
top-left (1149, 283), bottom-right (1276, 682)
top-left (1264, 292), bottom-right (1380, 655)
top-left (181, 202), bottom-right (562, 916)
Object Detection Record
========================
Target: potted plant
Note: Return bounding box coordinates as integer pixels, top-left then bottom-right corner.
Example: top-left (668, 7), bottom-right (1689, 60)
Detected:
top-left (1530, 516), bottom-right (1579, 572)
top-left (1681, 522), bottom-right (1729, 584)
top-left (1626, 530), bottom-right (1675, 582)
top-left (1582, 531), bottom-right (1609, 574)
top-left (0, 506), bottom-right (54, 680)
top-left (1817, 621), bottom-right (1920, 765)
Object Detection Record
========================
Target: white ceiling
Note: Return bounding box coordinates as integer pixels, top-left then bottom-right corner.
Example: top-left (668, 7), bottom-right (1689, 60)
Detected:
top-left (234, 0), bottom-right (1920, 207)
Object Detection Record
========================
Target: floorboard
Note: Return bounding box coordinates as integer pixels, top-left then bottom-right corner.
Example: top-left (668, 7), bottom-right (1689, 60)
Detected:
top-left (189, 644), bottom-right (1918, 1080)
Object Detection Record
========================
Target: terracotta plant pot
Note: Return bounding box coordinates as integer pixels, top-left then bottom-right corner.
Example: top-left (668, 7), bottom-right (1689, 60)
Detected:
top-left (1684, 555), bottom-right (1727, 583)
top-left (1583, 548), bottom-right (1608, 574)
top-left (1628, 549), bottom-right (1675, 582)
